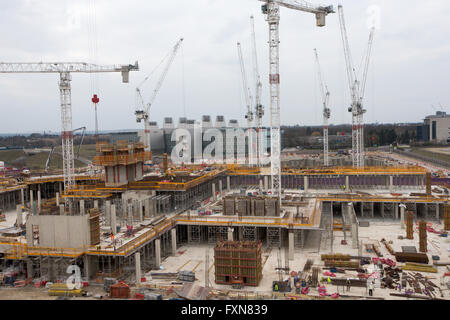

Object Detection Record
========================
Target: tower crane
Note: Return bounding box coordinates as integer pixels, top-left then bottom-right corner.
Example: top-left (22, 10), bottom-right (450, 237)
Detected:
top-left (0, 61), bottom-right (139, 196)
top-left (314, 48), bottom-right (331, 167)
top-left (250, 15), bottom-right (264, 166)
top-left (259, 0), bottom-right (334, 198)
top-left (338, 5), bottom-right (375, 168)
top-left (237, 42), bottom-right (255, 165)
top-left (135, 38), bottom-right (183, 159)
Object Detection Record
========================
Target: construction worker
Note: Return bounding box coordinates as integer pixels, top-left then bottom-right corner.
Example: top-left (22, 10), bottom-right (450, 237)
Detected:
top-left (327, 277), bottom-right (331, 284)
top-left (346, 279), bottom-right (351, 292)
top-left (368, 279), bottom-right (374, 297)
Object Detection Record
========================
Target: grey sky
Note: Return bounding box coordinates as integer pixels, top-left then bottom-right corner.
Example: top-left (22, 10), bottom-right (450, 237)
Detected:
top-left (0, 0), bottom-right (449, 134)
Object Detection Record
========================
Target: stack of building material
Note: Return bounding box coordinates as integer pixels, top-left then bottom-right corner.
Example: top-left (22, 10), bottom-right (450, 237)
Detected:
top-left (419, 221), bottom-right (427, 253)
top-left (444, 205), bottom-right (450, 231)
top-left (406, 211), bottom-right (414, 240)
top-left (381, 239), bottom-right (395, 255)
top-left (324, 260), bottom-right (359, 268)
top-left (103, 277), bottom-right (117, 293)
top-left (402, 263), bottom-right (437, 273)
top-left (178, 271), bottom-right (195, 282)
top-left (48, 283), bottom-right (85, 297)
top-left (321, 254), bottom-right (351, 261)
top-left (110, 281), bottom-right (130, 299)
top-left (395, 252), bottom-right (429, 264)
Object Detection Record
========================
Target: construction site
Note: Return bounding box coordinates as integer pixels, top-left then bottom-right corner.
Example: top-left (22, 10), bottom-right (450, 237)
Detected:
top-left (0, 0), bottom-right (449, 302)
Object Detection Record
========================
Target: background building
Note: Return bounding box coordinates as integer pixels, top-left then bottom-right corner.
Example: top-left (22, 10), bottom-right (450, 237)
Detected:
top-left (417, 111), bottom-right (450, 143)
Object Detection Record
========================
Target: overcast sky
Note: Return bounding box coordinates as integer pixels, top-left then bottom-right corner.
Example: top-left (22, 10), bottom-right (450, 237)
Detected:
top-left (0, 0), bottom-right (449, 134)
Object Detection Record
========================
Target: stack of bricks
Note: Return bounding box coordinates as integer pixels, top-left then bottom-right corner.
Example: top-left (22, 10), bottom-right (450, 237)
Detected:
top-left (406, 211), bottom-right (414, 240)
top-left (444, 205), bottom-right (450, 231)
top-left (419, 221), bottom-right (427, 253)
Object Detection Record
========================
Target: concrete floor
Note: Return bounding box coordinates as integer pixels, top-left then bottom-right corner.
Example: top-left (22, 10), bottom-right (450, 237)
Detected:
top-left (151, 220), bottom-right (450, 300)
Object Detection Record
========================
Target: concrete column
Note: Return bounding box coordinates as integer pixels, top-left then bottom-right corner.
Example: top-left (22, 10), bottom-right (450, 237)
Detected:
top-left (227, 227), bottom-right (233, 241)
top-left (381, 202), bottom-right (385, 219)
top-left (155, 239), bottom-right (161, 268)
top-left (264, 176), bottom-right (268, 191)
top-left (394, 203), bottom-right (399, 220)
top-left (135, 252), bottom-right (141, 284)
top-left (79, 200), bottom-right (85, 216)
top-left (219, 180), bottom-right (223, 195)
top-left (259, 179), bottom-right (263, 191)
top-left (27, 260), bottom-right (33, 279)
top-left (288, 231), bottom-right (294, 260)
top-left (436, 204), bottom-right (440, 221)
top-left (345, 176), bottom-right (350, 191)
top-left (21, 189), bottom-right (25, 205)
top-left (400, 204), bottom-right (406, 229)
top-left (59, 204), bottom-right (65, 215)
top-left (238, 227), bottom-right (243, 241)
top-left (29, 190), bottom-right (34, 209)
top-left (138, 201), bottom-right (143, 222)
top-left (37, 190), bottom-right (41, 213)
top-left (128, 203), bottom-right (133, 224)
top-left (300, 230), bottom-right (305, 249)
top-left (83, 255), bottom-right (90, 280)
top-left (212, 183), bottom-right (216, 201)
top-left (144, 199), bottom-right (150, 217)
top-left (171, 228), bottom-right (177, 255)
top-left (105, 200), bottom-right (111, 226)
top-left (389, 176), bottom-right (394, 192)
top-left (59, 182), bottom-right (62, 194)
top-left (304, 176), bottom-right (309, 192)
top-left (94, 200), bottom-right (99, 210)
top-left (227, 176), bottom-right (231, 192)
top-left (111, 204), bottom-right (117, 235)
top-left (16, 204), bottom-right (23, 226)
top-left (56, 192), bottom-right (60, 206)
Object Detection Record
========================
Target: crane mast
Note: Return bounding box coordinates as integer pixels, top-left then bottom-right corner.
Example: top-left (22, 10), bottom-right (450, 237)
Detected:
top-left (237, 42), bottom-right (255, 165)
top-left (135, 38), bottom-right (183, 156)
top-left (0, 62), bottom-right (138, 198)
top-left (338, 5), bottom-right (374, 168)
top-left (250, 15), bottom-right (264, 166)
top-left (260, 0), bottom-right (334, 198)
top-left (314, 48), bottom-right (331, 167)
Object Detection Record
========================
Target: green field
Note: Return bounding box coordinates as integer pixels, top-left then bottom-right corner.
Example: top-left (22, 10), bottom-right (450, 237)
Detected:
top-left (0, 144), bottom-right (97, 171)
top-left (412, 148), bottom-right (450, 164)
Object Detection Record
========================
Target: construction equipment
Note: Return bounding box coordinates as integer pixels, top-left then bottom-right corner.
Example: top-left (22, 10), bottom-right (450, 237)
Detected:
top-left (314, 48), bottom-right (331, 166)
top-left (135, 38), bottom-right (183, 157)
top-left (338, 5), bottom-right (375, 168)
top-left (73, 126), bottom-right (87, 160)
top-left (0, 61), bottom-right (139, 196)
top-left (250, 15), bottom-right (264, 166)
top-left (237, 42), bottom-right (255, 165)
top-left (260, 0), bottom-right (334, 200)
top-left (44, 147), bottom-right (55, 173)
top-left (44, 127), bottom-right (86, 173)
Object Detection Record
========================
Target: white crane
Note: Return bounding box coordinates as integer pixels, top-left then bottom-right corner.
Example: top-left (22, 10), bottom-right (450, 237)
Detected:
top-left (314, 48), bottom-right (331, 167)
top-left (237, 42), bottom-right (255, 165)
top-left (338, 5), bottom-right (375, 168)
top-left (250, 15), bottom-right (264, 166)
top-left (0, 62), bottom-right (139, 196)
top-left (135, 38), bottom-right (183, 158)
top-left (259, 0), bottom-right (334, 198)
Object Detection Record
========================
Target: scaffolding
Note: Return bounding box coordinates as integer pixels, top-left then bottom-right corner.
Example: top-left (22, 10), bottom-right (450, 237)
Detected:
top-left (214, 240), bottom-right (262, 287)
top-left (243, 226), bottom-right (257, 242)
top-left (267, 227), bottom-right (281, 247)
